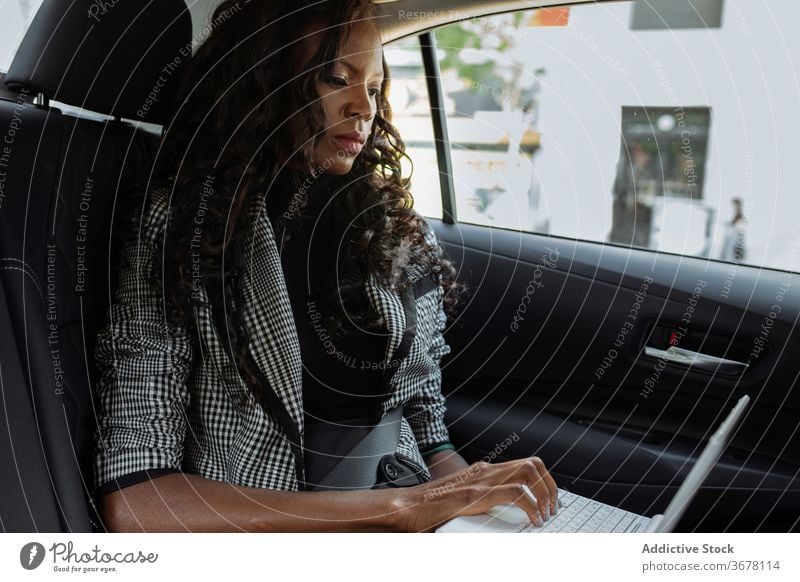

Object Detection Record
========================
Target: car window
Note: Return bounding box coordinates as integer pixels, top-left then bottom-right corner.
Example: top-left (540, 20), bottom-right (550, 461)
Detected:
top-left (1, 0), bottom-right (43, 72)
top-left (400, 0), bottom-right (800, 273)
top-left (384, 35), bottom-right (444, 220)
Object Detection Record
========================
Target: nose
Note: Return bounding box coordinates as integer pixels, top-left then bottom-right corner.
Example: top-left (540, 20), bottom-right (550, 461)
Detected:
top-left (344, 84), bottom-right (375, 121)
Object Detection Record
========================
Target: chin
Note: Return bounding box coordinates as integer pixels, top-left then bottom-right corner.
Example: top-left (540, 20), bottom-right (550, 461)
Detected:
top-left (332, 165), bottom-right (356, 176)
top-left (314, 159), bottom-right (356, 176)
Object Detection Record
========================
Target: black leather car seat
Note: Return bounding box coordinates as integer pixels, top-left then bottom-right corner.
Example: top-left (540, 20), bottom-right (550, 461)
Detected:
top-left (0, 0), bottom-right (191, 532)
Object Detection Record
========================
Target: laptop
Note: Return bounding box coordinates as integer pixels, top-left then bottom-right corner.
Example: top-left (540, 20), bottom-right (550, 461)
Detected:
top-left (436, 394), bottom-right (750, 533)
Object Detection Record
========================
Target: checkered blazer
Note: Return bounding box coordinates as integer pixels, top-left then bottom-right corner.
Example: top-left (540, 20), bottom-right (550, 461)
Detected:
top-left (93, 184), bottom-right (453, 493)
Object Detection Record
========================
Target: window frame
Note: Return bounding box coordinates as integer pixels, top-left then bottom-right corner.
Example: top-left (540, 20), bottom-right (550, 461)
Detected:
top-left (418, 31), bottom-right (457, 225)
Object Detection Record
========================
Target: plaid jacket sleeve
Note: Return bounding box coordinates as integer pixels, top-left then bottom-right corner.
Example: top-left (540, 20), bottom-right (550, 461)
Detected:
top-left (403, 225), bottom-right (453, 455)
top-left (92, 189), bottom-right (195, 492)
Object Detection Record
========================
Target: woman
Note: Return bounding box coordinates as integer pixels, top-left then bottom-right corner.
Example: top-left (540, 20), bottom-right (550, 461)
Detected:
top-left (93, 0), bottom-right (558, 532)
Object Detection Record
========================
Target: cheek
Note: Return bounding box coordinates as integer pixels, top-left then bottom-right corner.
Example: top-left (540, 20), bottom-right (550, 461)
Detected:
top-left (319, 92), bottom-right (343, 130)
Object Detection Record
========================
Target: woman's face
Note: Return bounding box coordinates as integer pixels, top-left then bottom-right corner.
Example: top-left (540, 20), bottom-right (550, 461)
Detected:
top-left (297, 19), bottom-right (385, 176)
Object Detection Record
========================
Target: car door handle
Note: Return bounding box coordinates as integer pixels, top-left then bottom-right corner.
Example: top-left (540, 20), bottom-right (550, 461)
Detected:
top-left (643, 345), bottom-right (749, 375)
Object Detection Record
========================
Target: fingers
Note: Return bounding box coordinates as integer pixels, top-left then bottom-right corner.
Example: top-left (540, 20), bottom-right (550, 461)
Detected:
top-left (530, 456), bottom-right (560, 516)
top-left (509, 483), bottom-right (545, 527)
top-left (514, 456), bottom-right (556, 520)
top-left (461, 457), bottom-right (556, 520)
top-left (464, 483), bottom-right (546, 527)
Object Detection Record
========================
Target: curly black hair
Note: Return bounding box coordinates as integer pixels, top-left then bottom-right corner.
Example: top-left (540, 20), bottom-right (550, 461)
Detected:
top-left (144, 0), bottom-right (466, 397)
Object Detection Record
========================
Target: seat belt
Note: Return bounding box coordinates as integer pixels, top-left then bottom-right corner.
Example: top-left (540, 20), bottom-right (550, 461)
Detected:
top-left (309, 405), bottom-right (405, 491)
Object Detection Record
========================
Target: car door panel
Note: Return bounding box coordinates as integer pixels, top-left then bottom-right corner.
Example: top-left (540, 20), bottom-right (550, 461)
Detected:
top-left (431, 219), bottom-right (800, 531)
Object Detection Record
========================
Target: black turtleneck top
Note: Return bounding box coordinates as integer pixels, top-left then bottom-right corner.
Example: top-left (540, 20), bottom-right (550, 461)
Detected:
top-left (272, 175), bottom-right (391, 428)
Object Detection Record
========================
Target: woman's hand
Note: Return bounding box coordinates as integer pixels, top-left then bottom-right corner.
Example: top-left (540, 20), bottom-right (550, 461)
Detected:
top-left (397, 456), bottom-right (559, 533)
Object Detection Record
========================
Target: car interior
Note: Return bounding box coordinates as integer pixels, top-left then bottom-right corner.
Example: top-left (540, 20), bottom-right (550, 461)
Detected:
top-left (0, 0), bottom-right (798, 533)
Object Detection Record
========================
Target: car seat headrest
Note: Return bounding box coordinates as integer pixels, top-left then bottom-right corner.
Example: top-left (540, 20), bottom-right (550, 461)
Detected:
top-left (0, 72), bottom-right (22, 102)
top-left (4, 0), bottom-right (192, 124)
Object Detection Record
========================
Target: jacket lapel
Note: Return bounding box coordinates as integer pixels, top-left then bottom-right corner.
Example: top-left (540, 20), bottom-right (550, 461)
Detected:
top-left (364, 273), bottom-right (406, 364)
top-left (364, 270), bottom-right (418, 415)
top-left (240, 196), bottom-right (305, 432)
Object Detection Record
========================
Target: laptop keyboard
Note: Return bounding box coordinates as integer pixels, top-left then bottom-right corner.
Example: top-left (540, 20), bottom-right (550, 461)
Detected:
top-left (520, 489), bottom-right (651, 533)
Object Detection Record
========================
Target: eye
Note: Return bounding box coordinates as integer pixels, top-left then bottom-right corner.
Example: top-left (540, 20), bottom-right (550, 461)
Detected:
top-left (368, 87), bottom-right (381, 98)
top-left (325, 75), bottom-right (347, 87)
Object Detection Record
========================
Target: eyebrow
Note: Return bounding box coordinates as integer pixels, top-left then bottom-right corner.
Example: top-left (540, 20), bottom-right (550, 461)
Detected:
top-left (336, 58), bottom-right (384, 82)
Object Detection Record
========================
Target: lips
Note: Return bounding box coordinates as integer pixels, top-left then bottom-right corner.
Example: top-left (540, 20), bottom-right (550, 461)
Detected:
top-left (334, 131), bottom-right (366, 144)
top-left (334, 131), bottom-right (366, 155)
